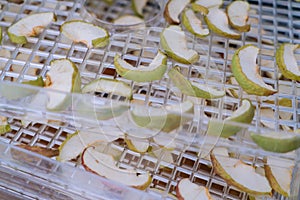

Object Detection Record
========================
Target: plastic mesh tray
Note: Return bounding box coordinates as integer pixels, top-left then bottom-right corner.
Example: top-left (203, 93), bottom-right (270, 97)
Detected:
top-left (0, 0), bottom-right (299, 199)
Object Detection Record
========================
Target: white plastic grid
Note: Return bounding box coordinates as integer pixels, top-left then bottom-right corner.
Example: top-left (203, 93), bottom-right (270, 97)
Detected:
top-left (0, 0), bottom-right (299, 199)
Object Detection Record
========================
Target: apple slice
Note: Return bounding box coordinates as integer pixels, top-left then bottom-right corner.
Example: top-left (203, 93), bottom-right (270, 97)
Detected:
top-left (131, 100), bottom-right (194, 133)
top-left (114, 50), bottom-right (167, 82)
top-left (132, 0), bottom-right (147, 18)
top-left (207, 99), bottom-right (255, 138)
top-left (176, 178), bottom-right (213, 200)
top-left (182, 9), bottom-right (210, 38)
top-left (191, 0), bottom-right (223, 15)
top-left (251, 131), bottom-right (300, 153)
top-left (82, 147), bottom-right (152, 190)
top-left (168, 67), bottom-right (225, 99)
top-left (61, 20), bottom-right (109, 48)
top-left (210, 148), bottom-right (272, 195)
top-left (125, 136), bottom-right (150, 153)
top-left (276, 43), bottom-right (300, 81)
top-left (0, 116), bottom-right (11, 135)
top-left (8, 12), bottom-right (56, 44)
top-left (265, 156), bottom-right (294, 197)
top-left (226, 1), bottom-right (250, 32)
top-left (232, 44), bottom-right (277, 96)
top-left (113, 15), bottom-right (145, 26)
top-left (160, 25), bottom-right (199, 64)
top-left (204, 7), bottom-right (240, 39)
top-left (164, 0), bottom-right (190, 25)
top-left (0, 27), bottom-right (2, 43)
top-left (82, 78), bottom-right (132, 98)
top-left (57, 128), bottom-right (123, 162)
top-left (45, 59), bottom-right (81, 111)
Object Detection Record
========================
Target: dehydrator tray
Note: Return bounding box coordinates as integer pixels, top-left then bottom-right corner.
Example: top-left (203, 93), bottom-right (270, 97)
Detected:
top-left (0, 0), bottom-right (299, 199)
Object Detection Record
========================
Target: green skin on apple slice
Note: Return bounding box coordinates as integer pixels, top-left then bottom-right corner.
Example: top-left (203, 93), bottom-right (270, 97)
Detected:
top-left (8, 12), bottom-right (56, 44)
top-left (131, 0), bottom-right (147, 18)
top-left (207, 99), bottom-right (255, 138)
top-left (226, 0), bottom-right (250, 32)
top-left (168, 67), bottom-right (225, 99)
top-left (231, 44), bottom-right (277, 96)
top-left (211, 148), bottom-right (272, 196)
top-left (114, 50), bottom-right (167, 82)
top-left (251, 132), bottom-right (300, 153)
top-left (191, 0), bottom-right (223, 15)
top-left (0, 116), bottom-right (11, 135)
top-left (204, 7), bottom-right (240, 39)
top-left (0, 27), bottom-right (2, 44)
top-left (131, 100), bottom-right (194, 133)
top-left (124, 136), bottom-right (150, 153)
top-left (160, 25), bottom-right (199, 64)
top-left (182, 9), bottom-right (209, 38)
top-left (276, 43), bottom-right (300, 81)
top-left (61, 20), bottom-right (109, 48)
top-left (0, 76), bottom-right (44, 100)
top-left (46, 59), bottom-right (81, 111)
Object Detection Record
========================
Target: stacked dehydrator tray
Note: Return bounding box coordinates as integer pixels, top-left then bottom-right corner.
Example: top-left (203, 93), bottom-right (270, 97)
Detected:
top-left (0, 0), bottom-right (299, 199)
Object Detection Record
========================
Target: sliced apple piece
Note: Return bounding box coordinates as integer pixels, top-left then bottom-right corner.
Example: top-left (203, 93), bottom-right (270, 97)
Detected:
top-left (207, 99), bottom-right (255, 138)
top-left (211, 148), bottom-right (272, 195)
top-left (82, 78), bottom-right (132, 98)
top-left (168, 67), bottom-right (225, 99)
top-left (61, 20), bottom-right (109, 48)
top-left (176, 178), bottom-right (213, 200)
top-left (57, 128), bottom-right (123, 162)
top-left (276, 43), bottom-right (300, 81)
top-left (191, 0), bottom-right (223, 15)
top-left (232, 44), bottom-right (277, 96)
top-left (226, 1), bottom-right (250, 32)
top-left (182, 9), bottom-right (209, 38)
top-left (113, 15), bottom-right (145, 26)
top-left (131, 100), bottom-right (194, 133)
top-left (125, 136), bottom-right (150, 153)
top-left (132, 0), bottom-right (147, 18)
top-left (0, 116), bottom-right (11, 135)
top-left (251, 131), bottom-right (300, 153)
top-left (8, 12), bottom-right (55, 44)
top-left (204, 7), bottom-right (240, 39)
top-left (82, 147), bottom-right (151, 190)
top-left (45, 59), bottom-right (81, 111)
top-left (164, 0), bottom-right (190, 25)
top-left (265, 156), bottom-right (294, 197)
top-left (160, 25), bottom-right (199, 64)
top-left (114, 50), bottom-right (167, 82)
top-left (0, 76), bottom-right (44, 100)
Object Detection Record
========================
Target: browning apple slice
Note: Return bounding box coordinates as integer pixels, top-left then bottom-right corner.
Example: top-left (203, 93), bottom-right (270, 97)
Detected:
top-left (164, 0), bottom-right (190, 25)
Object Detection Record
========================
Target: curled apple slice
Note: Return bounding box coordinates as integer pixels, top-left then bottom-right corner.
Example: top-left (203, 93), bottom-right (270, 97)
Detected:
top-left (45, 59), bottom-right (81, 111)
top-left (8, 12), bottom-right (56, 44)
top-left (132, 0), bottom-right (147, 18)
top-left (176, 178), bottom-right (213, 200)
top-left (226, 1), bottom-right (250, 32)
top-left (114, 50), bottom-right (167, 82)
top-left (125, 136), bottom-right (150, 153)
top-left (82, 78), bottom-right (132, 98)
top-left (82, 147), bottom-right (151, 190)
top-left (232, 44), bottom-right (277, 96)
top-left (161, 26), bottom-right (199, 64)
top-left (131, 100), bottom-right (194, 133)
top-left (164, 0), bottom-right (190, 25)
top-left (191, 0), bottom-right (223, 15)
top-left (251, 131), bottom-right (300, 153)
top-left (61, 20), bottom-right (109, 48)
top-left (182, 9), bottom-right (209, 38)
top-left (207, 99), bottom-right (255, 138)
top-left (168, 67), bottom-right (225, 99)
top-left (211, 148), bottom-right (272, 196)
top-left (0, 116), bottom-right (11, 135)
top-left (204, 7), bottom-right (240, 39)
top-left (57, 128), bottom-right (123, 162)
top-left (276, 43), bottom-right (300, 81)
top-left (265, 156), bottom-right (294, 197)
